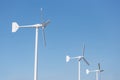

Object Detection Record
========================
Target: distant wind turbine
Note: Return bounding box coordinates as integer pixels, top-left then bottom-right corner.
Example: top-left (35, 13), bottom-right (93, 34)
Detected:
top-left (86, 63), bottom-right (104, 80)
top-left (66, 44), bottom-right (90, 80)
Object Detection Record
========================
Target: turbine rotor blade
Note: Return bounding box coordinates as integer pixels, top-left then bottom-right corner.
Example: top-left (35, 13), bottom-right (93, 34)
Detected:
top-left (78, 57), bottom-right (82, 61)
top-left (100, 70), bottom-right (104, 72)
top-left (82, 43), bottom-right (85, 56)
top-left (83, 57), bottom-right (89, 65)
top-left (98, 63), bottom-right (100, 70)
top-left (40, 8), bottom-right (44, 22)
top-left (42, 27), bottom-right (46, 47)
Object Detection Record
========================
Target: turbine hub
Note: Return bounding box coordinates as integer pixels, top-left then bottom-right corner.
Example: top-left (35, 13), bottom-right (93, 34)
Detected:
top-left (35, 24), bottom-right (42, 28)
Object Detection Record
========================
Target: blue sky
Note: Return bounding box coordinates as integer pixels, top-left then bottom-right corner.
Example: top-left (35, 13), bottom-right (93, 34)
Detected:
top-left (0, 0), bottom-right (120, 80)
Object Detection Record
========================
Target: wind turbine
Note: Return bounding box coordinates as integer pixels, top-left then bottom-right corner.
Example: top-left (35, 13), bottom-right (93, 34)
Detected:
top-left (86, 63), bottom-right (104, 80)
top-left (12, 8), bottom-right (50, 80)
top-left (66, 44), bottom-right (90, 80)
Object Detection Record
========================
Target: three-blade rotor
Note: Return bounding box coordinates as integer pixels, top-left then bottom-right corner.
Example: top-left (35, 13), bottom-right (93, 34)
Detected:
top-left (40, 8), bottom-right (51, 47)
top-left (12, 8), bottom-right (50, 47)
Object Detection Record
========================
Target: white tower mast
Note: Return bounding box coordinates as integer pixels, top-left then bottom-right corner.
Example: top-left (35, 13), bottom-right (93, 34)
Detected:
top-left (34, 27), bottom-right (39, 80)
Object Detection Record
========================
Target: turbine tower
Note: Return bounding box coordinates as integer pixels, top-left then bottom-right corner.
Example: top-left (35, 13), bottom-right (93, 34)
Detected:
top-left (66, 44), bottom-right (90, 80)
top-left (12, 8), bottom-right (50, 80)
top-left (86, 63), bottom-right (104, 80)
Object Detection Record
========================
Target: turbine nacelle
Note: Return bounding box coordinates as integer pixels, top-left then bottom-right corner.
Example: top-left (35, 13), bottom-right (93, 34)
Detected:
top-left (86, 69), bottom-right (97, 74)
top-left (66, 55), bottom-right (83, 62)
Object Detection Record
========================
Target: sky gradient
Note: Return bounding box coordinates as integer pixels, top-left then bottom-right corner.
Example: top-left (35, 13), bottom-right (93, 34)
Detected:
top-left (0, 0), bottom-right (120, 80)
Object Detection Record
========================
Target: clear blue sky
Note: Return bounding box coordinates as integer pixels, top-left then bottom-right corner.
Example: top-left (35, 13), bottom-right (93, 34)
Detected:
top-left (0, 0), bottom-right (120, 80)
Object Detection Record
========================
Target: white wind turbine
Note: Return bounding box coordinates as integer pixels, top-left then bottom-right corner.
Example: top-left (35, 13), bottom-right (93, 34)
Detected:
top-left (12, 8), bottom-right (50, 80)
top-left (66, 44), bottom-right (90, 80)
top-left (86, 63), bottom-right (104, 80)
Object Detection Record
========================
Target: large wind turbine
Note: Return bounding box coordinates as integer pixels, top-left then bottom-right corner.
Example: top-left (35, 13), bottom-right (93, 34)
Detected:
top-left (12, 8), bottom-right (50, 80)
top-left (66, 44), bottom-right (90, 80)
top-left (86, 63), bottom-right (104, 80)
